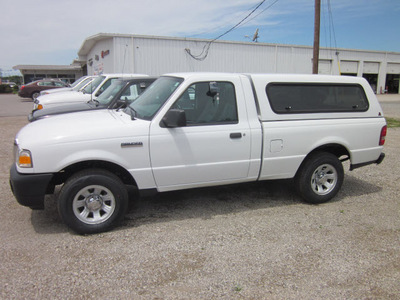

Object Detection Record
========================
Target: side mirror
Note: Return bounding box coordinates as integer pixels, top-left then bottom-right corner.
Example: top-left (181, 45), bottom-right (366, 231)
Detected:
top-left (208, 81), bottom-right (220, 97)
top-left (161, 109), bottom-right (187, 128)
top-left (115, 98), bottom-right (129, 108)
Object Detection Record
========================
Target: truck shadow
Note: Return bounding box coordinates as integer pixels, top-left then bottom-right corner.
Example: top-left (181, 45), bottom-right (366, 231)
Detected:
top-left (30, 174), bottom-right (382, 234)
top-left (122, 174), bottom-right (382, 230)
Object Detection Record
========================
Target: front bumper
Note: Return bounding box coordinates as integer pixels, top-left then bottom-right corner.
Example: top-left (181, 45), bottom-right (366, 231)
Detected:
top-left (9, 164), bottom-right (53, 210)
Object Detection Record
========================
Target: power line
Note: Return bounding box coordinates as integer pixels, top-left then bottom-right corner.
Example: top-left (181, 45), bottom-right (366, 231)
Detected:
top-left (189, 2), bottom-right (264, 38)
top-left (327, 0), bottom-right (338, 51)
top-left (238, 0), bottom-right (281, 28)
top-left (326, 0), bottom-right (341, 74)
top-left (185, 0), bottom-right (270, 61)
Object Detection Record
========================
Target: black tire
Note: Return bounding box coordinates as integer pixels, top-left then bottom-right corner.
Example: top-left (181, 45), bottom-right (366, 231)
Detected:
top-left (58, 169), bottom-right (128, 234)
top-left (31, 91), bottom-right (40, 100)
top-left (295, 152), bottom-right (344, 204)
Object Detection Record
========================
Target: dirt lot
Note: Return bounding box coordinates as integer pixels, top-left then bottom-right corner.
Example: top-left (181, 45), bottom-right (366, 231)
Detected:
top-left (1, 94), bottom-right (399, 299)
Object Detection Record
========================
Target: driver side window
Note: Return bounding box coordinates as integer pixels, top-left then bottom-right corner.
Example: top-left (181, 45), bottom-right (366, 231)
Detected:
top-left (172, 81), bottom-right (238, 126)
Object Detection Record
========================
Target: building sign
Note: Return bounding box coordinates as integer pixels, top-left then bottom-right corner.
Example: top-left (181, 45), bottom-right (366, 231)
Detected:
top-left (94, 63), bottom-right (103, 75)
top-left (101, 50), bottom-right (110, 58)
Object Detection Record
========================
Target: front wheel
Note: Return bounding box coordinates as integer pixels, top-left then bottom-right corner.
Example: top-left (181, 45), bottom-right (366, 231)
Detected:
top-left (295, 152), bottom-right (344, 204)
top-left (58, 169), bottom-right (128, 234)
top-left (31, 91), bottom-right (40, 100)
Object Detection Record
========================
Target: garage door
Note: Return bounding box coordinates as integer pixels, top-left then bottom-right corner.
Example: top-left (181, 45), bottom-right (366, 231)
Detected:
top-left (318, 60), bottom-right (332, 75)
top-left (340, 61), bottom-right (358, 73)
top-left (387, 63), bottom-right (400, 74)
top-left (363, 62), bottom-right (380, 74)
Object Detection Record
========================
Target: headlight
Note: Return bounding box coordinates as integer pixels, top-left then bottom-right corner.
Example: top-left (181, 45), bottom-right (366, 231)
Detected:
top-left (14, 140), bottom-right (33, 168)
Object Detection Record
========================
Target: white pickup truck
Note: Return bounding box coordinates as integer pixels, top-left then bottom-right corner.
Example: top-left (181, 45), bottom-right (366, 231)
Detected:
top-left (10, 73), bottom-right (387, 234)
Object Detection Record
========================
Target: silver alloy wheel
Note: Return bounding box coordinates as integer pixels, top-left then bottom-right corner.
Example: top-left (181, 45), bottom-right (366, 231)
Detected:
top-left (310, 163), bottom-right (338, 195)
top-left (72, 185), bottom-right (116, 225)
top-left (32, 92), bottom-right (40, 100)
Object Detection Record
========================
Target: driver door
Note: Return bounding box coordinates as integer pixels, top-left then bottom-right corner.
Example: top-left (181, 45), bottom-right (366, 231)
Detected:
top-left (149, 80), bottom-right (252, 191)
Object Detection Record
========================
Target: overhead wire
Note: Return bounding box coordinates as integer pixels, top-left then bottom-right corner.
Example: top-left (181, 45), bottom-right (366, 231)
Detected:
top-left (238, 0), bottom-right (281, 28)
top-left (324, 0), bottom-right (340, 73)
top-left (189, 1), bottom-right (264, 38)
top-left (327, 0), bottom-right (338, 51)
top-left (186, 0), bottom-right (278, 61)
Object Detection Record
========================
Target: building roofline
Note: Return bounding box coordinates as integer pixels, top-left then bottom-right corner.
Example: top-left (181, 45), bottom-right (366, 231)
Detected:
top-left (13, 64), bottom-right (82, 71)
top-left (77, 33), bottom-right (400, 58)
top-left (77, 33), bottom-right (118, 56)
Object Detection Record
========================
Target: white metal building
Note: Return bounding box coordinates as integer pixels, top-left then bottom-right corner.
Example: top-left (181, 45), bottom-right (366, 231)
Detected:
top-left (28, 33), bottom-right (397, 95)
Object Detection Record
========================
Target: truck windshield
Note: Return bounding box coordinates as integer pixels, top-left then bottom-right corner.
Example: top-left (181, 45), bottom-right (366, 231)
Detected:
top-left (82, 76), bottom-right (105, 94)
top-left (127, 76), bottom-right (183, 120)
top-left (96, 80), bottom-right (126, 105)
top-left (73, 77), bottom-right (94, 91)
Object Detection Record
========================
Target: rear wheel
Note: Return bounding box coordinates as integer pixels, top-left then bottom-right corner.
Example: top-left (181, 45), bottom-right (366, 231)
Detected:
top-left (295, 152), bottom-right (344, 204)
top-left (58, 169), bottom-right (128, 234)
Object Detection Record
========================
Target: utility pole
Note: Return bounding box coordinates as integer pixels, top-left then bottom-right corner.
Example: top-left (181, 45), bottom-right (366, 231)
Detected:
top-left (312, 0), bottom-right (321, 74)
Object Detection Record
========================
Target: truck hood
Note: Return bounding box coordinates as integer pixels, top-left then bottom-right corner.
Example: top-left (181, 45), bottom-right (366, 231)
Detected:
top-left (36, 91), bottom-right (92, 106)
top-left (17, 109), bottom-right (149, 148)
top-left (41, 87), bottom-right (73, 95)
top-left (29, 102), bottom-right (103, 122)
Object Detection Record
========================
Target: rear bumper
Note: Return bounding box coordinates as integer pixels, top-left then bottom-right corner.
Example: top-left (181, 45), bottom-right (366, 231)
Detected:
top-left (9, 164), bottom-right (53, 210)
top-left (350, 153), bottom-right (385, 171)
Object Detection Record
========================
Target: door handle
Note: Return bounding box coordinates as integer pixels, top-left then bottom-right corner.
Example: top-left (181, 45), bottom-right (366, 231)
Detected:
top-left (230, 132), bottom-right (242, 139)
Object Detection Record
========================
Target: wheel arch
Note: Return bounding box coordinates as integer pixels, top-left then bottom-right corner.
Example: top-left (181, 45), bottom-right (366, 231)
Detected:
top-left (51, 160), bottom-right (137, 188)
top-left (295, 143), bottom-right (350, 178)
top-left (310, 143), bottom-right (350, 160)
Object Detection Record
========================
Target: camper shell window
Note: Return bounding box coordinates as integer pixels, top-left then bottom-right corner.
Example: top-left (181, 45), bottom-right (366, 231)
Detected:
top-left (266, 83), bottom-right (369, 114)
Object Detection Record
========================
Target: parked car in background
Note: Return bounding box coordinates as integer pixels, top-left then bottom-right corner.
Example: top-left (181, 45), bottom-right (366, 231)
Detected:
top-left (29, 77), bottom-right (157, 121)
top-left (39, 76), bottom-right (96, 96)
top-left (18, 79), bottom-right (70, 100)
top-left (4, 81), bottom-right (17, 87)
top-left (33, 74), bottom-right (148, 110)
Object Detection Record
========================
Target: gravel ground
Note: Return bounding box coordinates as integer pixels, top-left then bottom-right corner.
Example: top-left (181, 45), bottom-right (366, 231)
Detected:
top-left (1, 94), bottom-right (399, 299)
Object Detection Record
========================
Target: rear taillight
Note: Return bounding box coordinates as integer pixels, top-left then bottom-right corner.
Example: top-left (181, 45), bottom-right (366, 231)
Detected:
top-left (20, 85), bottom-right (25, 90)
top-left (379, 125), bottom-right (387, 146)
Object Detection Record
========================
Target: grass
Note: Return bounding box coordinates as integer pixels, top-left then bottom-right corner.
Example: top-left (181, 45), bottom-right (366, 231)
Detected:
top-left (233, 285), bottom-right (243, 292)
top-left (386, 118), bottom-right (400, 128)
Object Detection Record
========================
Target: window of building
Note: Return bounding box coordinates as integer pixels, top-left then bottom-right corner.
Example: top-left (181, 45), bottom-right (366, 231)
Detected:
top-left (266, 83), bottom-right (369, 114)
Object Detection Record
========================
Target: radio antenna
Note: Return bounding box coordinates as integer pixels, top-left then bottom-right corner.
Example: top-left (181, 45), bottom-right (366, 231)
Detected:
top-left (252, 28), bottom-right (259, 42)
top-left (121, 44), bottom-right (128, 73)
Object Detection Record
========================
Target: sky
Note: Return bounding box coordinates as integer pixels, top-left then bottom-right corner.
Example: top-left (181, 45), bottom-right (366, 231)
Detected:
top-left (0, 0), bottom-right (399, 76)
